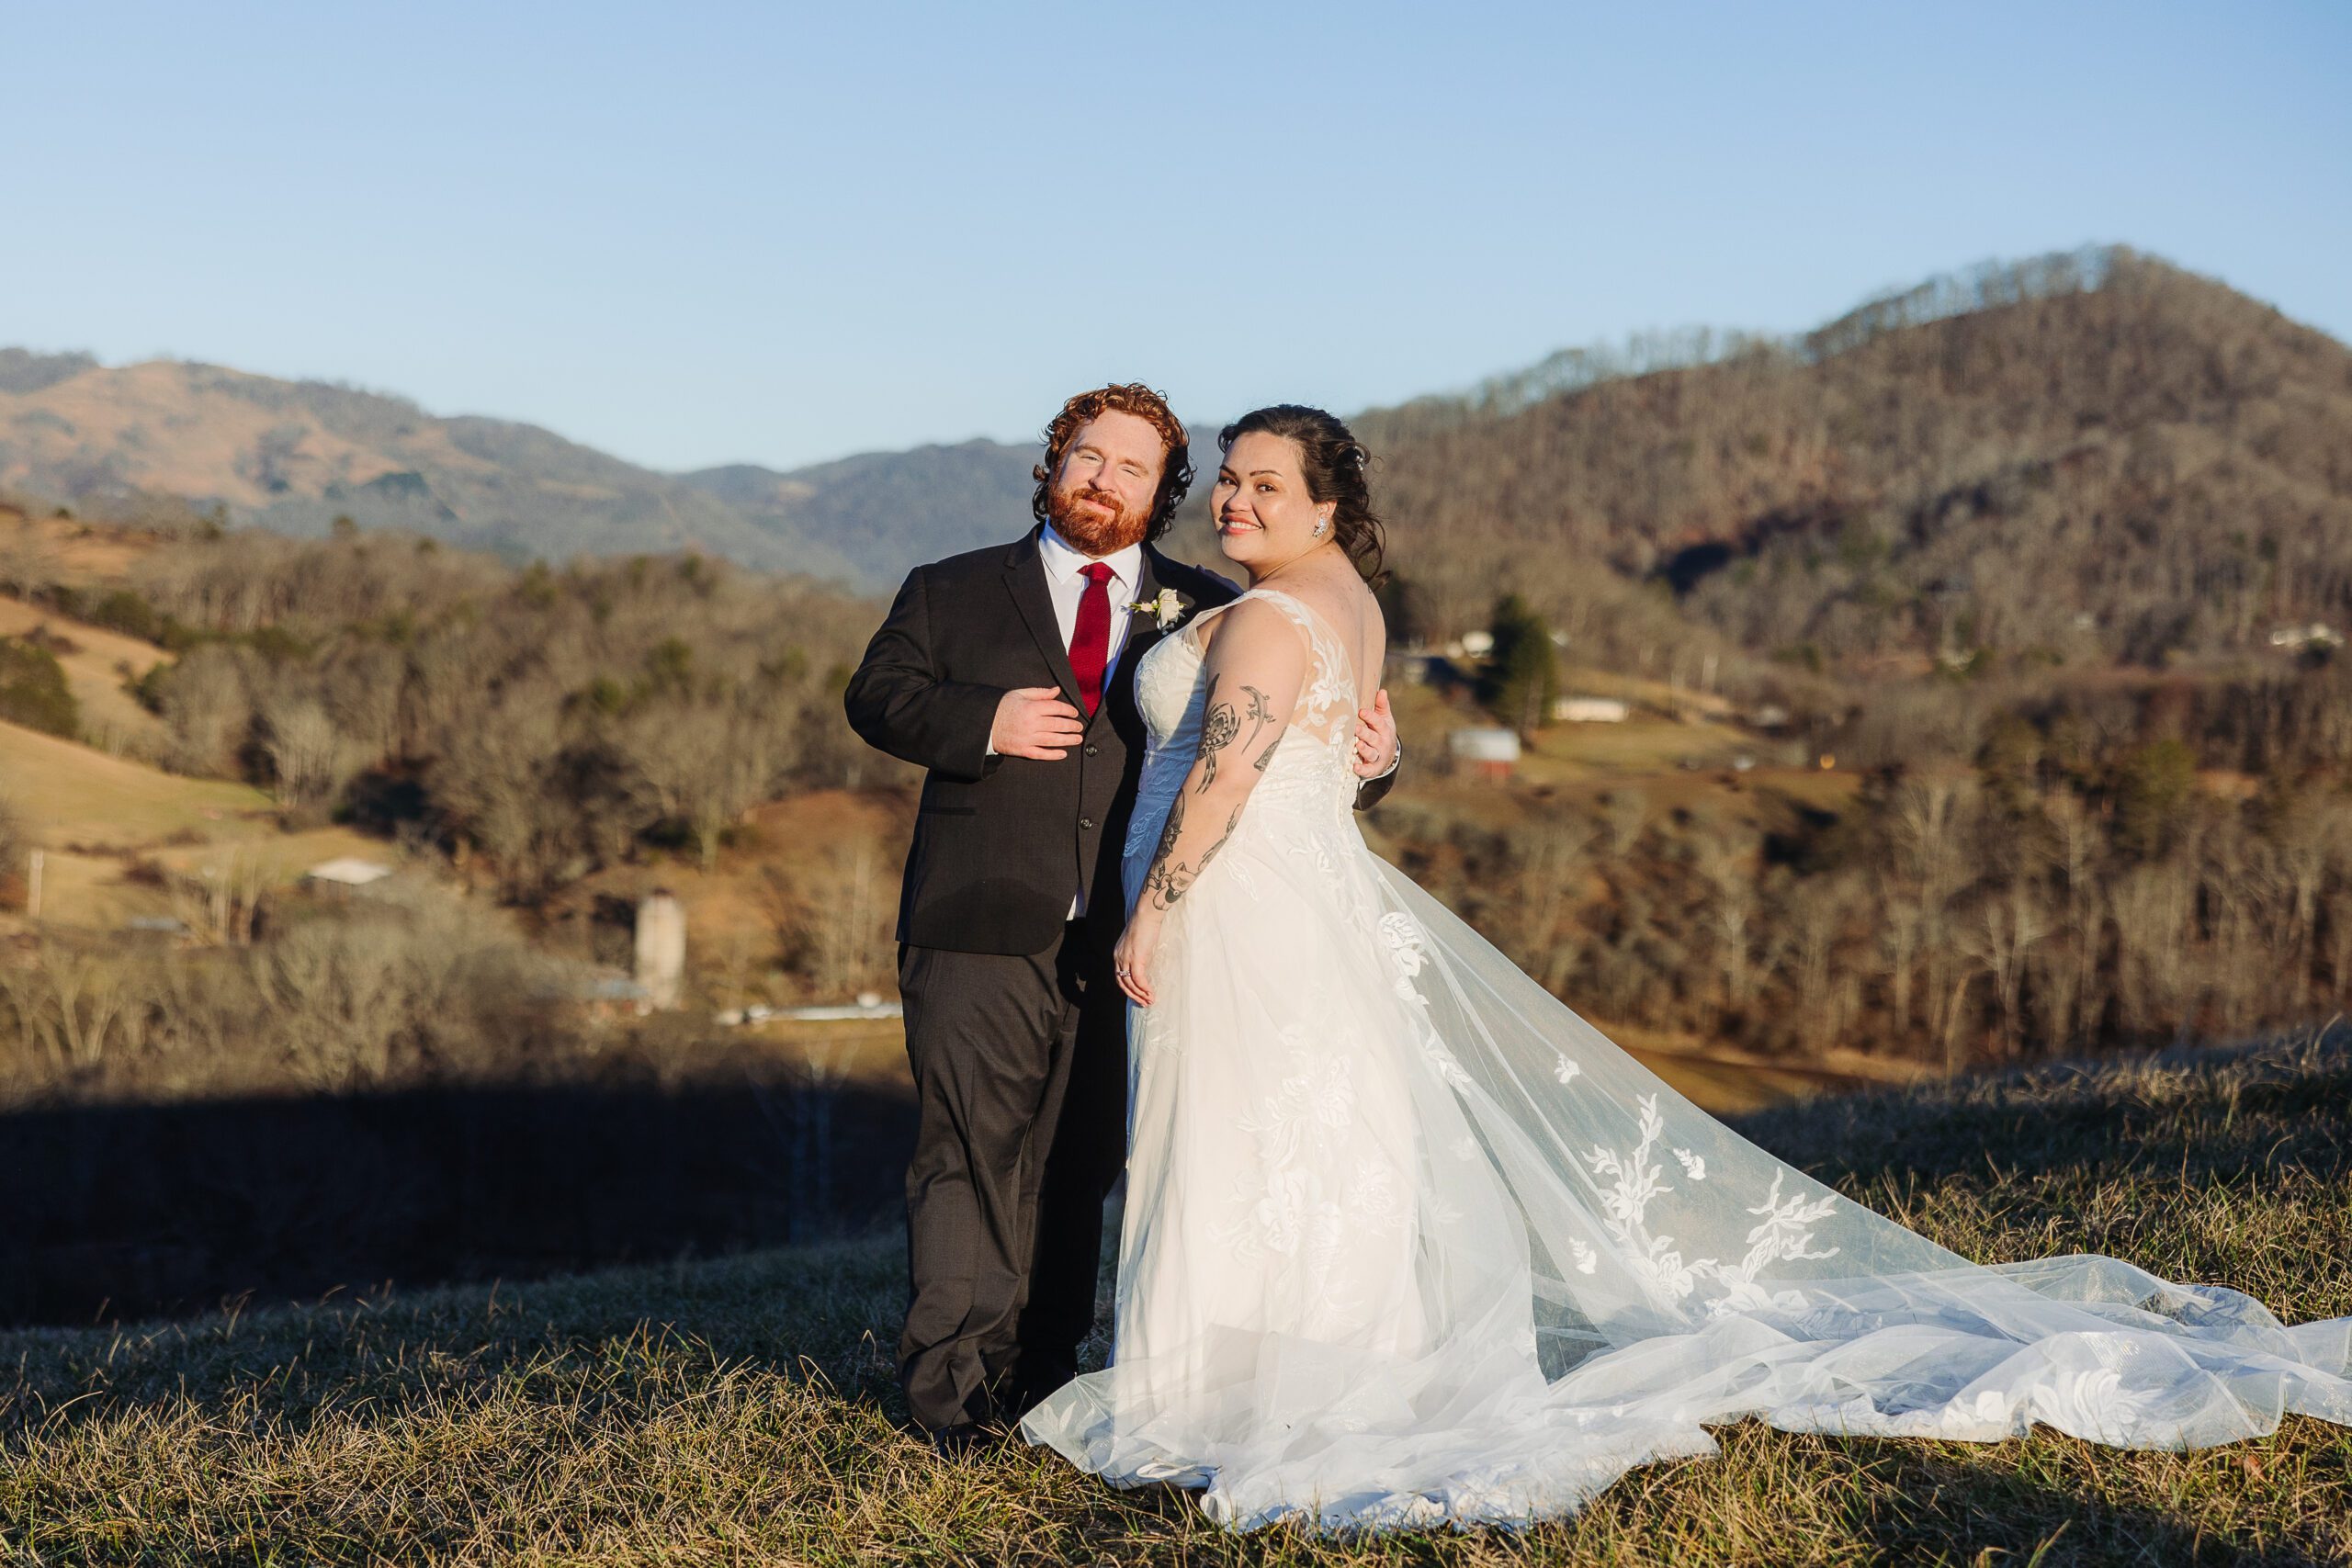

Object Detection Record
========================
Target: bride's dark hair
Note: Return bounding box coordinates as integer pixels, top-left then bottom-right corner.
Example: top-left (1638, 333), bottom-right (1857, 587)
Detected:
top-left (1218, 405), bottom-right (1386, 585)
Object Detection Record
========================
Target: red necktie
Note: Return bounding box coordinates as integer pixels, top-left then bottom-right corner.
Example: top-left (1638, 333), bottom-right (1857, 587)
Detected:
top-left (1069, 561), bottom-right (1114, 716)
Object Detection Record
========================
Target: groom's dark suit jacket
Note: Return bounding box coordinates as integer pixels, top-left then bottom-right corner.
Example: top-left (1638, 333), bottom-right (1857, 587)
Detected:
top-left (845, 526), bottom-right (1395, 957)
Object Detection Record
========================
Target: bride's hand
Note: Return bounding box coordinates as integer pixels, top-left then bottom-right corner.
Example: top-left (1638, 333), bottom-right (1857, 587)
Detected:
top-left (1114, 911), bottom-right (1160, 1007)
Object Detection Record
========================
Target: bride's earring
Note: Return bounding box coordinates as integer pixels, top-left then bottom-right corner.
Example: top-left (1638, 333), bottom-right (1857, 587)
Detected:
top-left (1312, 513), bottom-right (1330, 537)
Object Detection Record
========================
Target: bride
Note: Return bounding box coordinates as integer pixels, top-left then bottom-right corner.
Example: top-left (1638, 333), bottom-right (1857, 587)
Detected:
top-left (1016, 404), bottom-right (2352, 1531)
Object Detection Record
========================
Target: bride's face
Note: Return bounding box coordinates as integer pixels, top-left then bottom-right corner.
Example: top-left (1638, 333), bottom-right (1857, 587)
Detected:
top-left (1212, 433), bottom-right (1337, 570)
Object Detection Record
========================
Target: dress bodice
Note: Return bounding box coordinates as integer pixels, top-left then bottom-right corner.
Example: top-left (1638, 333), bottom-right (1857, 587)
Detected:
top-left (1125, 588), bottom-right (1362, 863)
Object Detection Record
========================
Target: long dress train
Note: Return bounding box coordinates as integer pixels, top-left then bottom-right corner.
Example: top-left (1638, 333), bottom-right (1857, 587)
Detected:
top-left (1019, 586), bottom-right (2352, 1532)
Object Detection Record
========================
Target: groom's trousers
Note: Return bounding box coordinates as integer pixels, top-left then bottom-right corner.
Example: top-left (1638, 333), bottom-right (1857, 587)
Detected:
top-left (896, 919), bottom-right (1127, 1432)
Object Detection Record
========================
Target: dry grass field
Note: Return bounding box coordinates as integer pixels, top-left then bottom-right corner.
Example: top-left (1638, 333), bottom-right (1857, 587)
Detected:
top-left (0, 718), bottom-right (382, 929)
top-left (0, 719), bottom-right (267, 850)
top-left (0, 598), bottom-right (171, 756)
top-left (0, 507), bottom-right (161, 584)
top-left (5, 1029), bottom-right (2343, 1566)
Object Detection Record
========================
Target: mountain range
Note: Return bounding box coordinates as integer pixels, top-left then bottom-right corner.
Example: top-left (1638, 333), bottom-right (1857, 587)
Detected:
top-left (6, 244), bottom-right (2347, 673)
top-left (0, 349), bottom-right (1041, 591)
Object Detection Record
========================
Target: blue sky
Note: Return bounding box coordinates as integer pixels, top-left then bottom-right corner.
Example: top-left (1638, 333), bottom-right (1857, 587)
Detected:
top-left (6, 2), bottom-right (2346, 472)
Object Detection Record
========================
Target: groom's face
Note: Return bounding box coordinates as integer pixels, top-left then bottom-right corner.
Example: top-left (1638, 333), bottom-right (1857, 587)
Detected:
top-left (1046, 410), bottom-right (1165, 556)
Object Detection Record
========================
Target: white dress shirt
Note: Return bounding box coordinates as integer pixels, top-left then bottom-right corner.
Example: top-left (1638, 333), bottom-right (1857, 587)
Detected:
top-left (1035, 523), bottom-right (1144, 672)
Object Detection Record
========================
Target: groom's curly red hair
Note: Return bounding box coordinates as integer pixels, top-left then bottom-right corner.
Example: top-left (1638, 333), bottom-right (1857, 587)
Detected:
top-left (1031, 383), bottom-right (1193, 543)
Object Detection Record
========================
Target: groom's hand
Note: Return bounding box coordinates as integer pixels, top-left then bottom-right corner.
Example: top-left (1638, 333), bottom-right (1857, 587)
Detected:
top-left (1351, 687), bottom-right (1399, 778)
top-left (992, 686), bottom-right (1085, 760)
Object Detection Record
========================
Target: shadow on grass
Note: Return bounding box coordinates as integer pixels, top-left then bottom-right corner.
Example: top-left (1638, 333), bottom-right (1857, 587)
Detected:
top-left (0, 1073), bottom-right (918, 1329)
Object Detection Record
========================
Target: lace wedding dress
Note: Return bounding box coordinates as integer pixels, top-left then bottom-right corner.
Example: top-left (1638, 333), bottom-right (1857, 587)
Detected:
top-left (1019, 586), bottom-right (2352, 1531)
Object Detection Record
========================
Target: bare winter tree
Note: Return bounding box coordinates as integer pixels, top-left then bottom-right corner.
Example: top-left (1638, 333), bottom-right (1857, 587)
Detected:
top-left (1890, 772), bottom-right (1977, 1050)
top-left (156, 644), bottom-right (254, 776)
top-left (259, 694), bottom-right (359, 812)
top-left (430, 688), bottom-right (581, 900)
top-left (0, 523), bottom-right (62, 600)
top-left (1962, 880), bottom-right (2050, 1063)
top-left (1777, 867), bottom-right (1861, 1044)
top-left (766, 833), bottom-right (894, 999)
top-left (614, 693), bottom-right (797, 871)
top-left (1691, 818), bottom-right (1763, 1017)
top-left (1494, 815), bottom-right (1594, 989)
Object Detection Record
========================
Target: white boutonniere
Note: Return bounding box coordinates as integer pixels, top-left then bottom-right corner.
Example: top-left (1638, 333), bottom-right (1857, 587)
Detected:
top-left (1126, 588), bottom-right (1188, 631)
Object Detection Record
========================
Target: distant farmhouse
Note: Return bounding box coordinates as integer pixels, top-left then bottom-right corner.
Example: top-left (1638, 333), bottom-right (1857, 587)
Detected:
top-left (1552, 696), bottom-right (1629, 724)
top-left (1450, 727), bottom-right (1521, 781)
top-left (302, 857), bottom-right (392, 895)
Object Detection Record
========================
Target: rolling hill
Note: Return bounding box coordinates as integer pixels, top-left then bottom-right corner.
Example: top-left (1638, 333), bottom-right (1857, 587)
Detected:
top-left (1355, 246), bottom-right (2352, 669)
top-left (0, 355), bottom-right (866, 582)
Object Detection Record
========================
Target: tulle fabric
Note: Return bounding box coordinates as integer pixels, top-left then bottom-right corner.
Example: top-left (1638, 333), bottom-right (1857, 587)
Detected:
top-left (1019, 588), bottom-right (2352, 1532)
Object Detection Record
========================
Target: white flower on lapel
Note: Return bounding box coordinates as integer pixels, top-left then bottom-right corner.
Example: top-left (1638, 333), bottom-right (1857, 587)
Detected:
top-left (1125, 588), bottom-right (1187, 630)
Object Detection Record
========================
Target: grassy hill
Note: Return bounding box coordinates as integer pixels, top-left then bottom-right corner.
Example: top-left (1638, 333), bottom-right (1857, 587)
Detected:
top-left (0, 505), bottom-right (392, 927)
top-left (4, 1029), bottom-right (2343, 1564)
top-left (0, 600), bottom-right (170, 758)
top-left (0, 716), bottom-right (382, 929)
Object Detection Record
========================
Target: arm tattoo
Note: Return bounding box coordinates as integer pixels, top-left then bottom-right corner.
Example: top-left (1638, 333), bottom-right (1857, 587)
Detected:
top-left (1143, 799), bottom-right (1243, 911)
top-left (1142, 788), bottom-right (1188, 902)
top-left (1196, 681), bottom-right (1279, 793)
top-left (1195, 674), bottom-right (1237, 790)
top-left (1141, 671), bottom-right (1288, 909)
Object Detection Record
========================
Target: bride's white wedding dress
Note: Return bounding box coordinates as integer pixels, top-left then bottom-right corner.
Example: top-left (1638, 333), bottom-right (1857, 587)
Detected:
top-left (1019, 585), bottom-right (2352, 1531)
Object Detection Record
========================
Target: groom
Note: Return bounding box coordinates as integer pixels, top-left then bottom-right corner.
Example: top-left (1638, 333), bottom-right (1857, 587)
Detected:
top-left (844, 383), bottom-right (1400, 1451)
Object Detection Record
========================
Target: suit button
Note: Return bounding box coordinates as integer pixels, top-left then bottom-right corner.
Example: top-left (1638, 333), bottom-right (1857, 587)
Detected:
top-left (1080, 817), bottom-right (1095, 829)
top-left (1083, 744), bottom-right (1099, 757)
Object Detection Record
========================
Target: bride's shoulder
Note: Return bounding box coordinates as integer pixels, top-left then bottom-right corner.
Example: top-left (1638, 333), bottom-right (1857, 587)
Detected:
top-left (1194, 590), bottom-right (1314, 660)
top-left (1264, 577), bottom-right (1378, 641)
top-left (1275, 578), bottom-right (1385, 679)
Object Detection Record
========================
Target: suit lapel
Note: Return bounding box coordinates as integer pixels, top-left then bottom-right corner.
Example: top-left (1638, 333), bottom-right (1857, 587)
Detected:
top-left (1003, 528), bottom-right (1084, 713)
top-left (1127, 548), bottom-right (1227, 652)
top-left (1119, 549), bottom-right (1171, 674)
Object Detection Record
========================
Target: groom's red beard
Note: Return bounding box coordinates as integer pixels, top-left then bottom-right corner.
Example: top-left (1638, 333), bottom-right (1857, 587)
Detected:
top-left (1047, 482), bottom-right (1152, 555)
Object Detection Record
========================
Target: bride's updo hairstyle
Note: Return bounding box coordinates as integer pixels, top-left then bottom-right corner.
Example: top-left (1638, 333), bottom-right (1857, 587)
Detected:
top-left (1218, 404), bottom-right (1387, 584)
